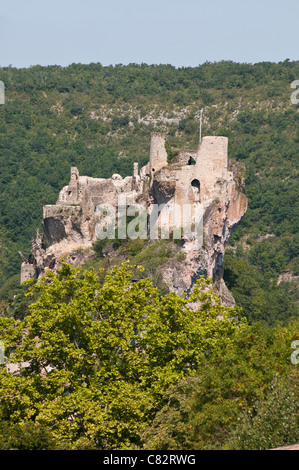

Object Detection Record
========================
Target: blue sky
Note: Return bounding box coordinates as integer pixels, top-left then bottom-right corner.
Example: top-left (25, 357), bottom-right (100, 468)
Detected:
top-left (0, 0), bottom-right (298, 68)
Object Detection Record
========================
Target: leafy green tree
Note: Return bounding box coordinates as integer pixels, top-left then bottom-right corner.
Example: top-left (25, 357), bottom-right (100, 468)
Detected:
top-left (142, 318), bottom-right (299, 450)
top-left (0, 421), bottom-right (59, 450)
top-left (0, 261), bottom-right (241, 449)
top-left (229, 369), bottom-right (299, 450)
top-left (224, 250), bottom-right (299, 324)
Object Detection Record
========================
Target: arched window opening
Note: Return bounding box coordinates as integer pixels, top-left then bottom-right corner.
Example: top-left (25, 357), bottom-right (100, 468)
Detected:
top-left (191, 179), bottom-right (200, 191)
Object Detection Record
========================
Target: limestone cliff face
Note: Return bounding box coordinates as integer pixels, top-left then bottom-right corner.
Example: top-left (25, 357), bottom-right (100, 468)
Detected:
top-left (148, 135), bottom-right (247, 302)
top-left (21, 132), bottom-right (247, 304)
top-left (155, 159), bottom-right (247, 302)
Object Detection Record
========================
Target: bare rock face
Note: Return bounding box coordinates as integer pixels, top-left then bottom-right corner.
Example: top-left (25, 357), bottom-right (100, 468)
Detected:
top-left (21, 132), bottom-right (247, 305)
top-left (164, 181), bottom-right (247, 299)
top-left (151, 169), bottom-right (176, 204)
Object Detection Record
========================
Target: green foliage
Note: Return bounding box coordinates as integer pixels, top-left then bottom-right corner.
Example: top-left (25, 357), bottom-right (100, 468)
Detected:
top-left (224, 249), bottom-right (299, 324)
top-left (142, 319), bottom-right (299, 450)
top-left (0, 262), bottom-right (298, 449)
top-left (87, 238), bottom-right (180, 296)
top-left (0, 261), bottom-right (241, 449)
top-left (0, 275), bottom-right (37, 320)
top-left (141, 377), bottom-right (200, 450)
top-left (0, 61), bottom-right (299, 449)
top-left (229, 370), bottom-right (299, 450)
top-left (92, 239), bottom-right (107, 258)
top-left (165, 141), bottom-right (174, 164)
top-left (0, 421), bottom-right (60, 450)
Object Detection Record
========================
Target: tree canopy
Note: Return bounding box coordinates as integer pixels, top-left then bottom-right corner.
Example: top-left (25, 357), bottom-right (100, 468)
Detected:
top-left (0, 261), bottom-right (298, 449)
top-left (0, 261), bottom-right (242, 449)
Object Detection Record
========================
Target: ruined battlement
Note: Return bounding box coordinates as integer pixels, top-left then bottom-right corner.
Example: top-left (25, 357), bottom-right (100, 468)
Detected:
top-left (43, 204), bottom-right (81, 219)
top-left (54, 133), bottom-right (231, 216)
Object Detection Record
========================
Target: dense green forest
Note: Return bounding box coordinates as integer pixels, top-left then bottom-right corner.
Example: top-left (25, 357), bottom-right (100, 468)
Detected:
top-left (0, 60), bottom-right (298, 323)
top-left (0, 61), bottom-right (298, 449)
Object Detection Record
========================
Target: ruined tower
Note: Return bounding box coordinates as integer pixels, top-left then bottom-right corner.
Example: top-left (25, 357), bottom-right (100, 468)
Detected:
top-left (149, 132), bottom-right (168, 174)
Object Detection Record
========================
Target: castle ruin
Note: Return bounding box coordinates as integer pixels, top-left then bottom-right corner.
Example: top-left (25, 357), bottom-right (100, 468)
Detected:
top-left (21, 132), bottom-right (247, 302)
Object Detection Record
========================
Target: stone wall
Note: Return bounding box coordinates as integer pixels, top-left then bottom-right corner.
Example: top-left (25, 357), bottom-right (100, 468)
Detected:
top-left (196, 136), bottom-right (228, 178)
top-left (43, 205), bottom-right (81, 219)
top-left (172, 150), bottom-right (197, 166)
top-left (20, 262), bottom-right (36, 284)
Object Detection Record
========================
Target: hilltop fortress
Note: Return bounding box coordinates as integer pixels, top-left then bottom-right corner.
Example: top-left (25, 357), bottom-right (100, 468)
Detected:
top-left (21, 132), bottom-right (247, 303)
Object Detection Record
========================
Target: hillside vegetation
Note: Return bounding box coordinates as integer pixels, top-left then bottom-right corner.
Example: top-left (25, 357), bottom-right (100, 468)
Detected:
top-left (0, 61), bottom-right (299, 450)
top-left (0, 60), bottom-right (298, 324)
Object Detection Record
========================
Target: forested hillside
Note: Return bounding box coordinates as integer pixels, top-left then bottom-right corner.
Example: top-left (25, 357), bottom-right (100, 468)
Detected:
top-left (0, 60), bottom-right (298, 324)
top-left (0, 61), bottom-right (299, 450)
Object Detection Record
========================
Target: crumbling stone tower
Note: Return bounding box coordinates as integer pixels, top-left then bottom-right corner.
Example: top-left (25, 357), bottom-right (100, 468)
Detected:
top-left (149, 132), bottom-right (168, 175)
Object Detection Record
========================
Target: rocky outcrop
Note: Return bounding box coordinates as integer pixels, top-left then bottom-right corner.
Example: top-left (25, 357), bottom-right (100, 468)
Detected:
top-left (158, 176), bottom-right (247, 300)
top-left (21, 131), bottom-right (247, 305)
